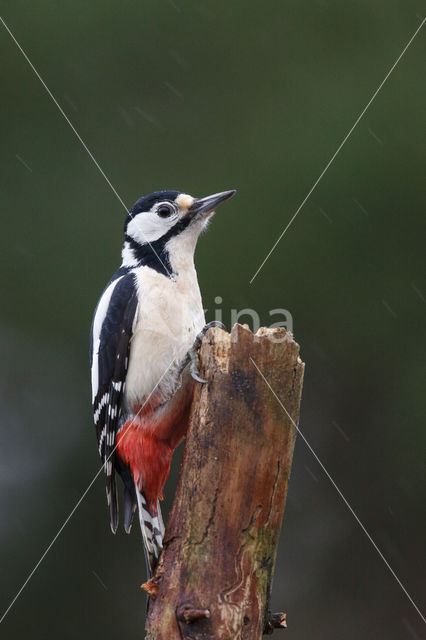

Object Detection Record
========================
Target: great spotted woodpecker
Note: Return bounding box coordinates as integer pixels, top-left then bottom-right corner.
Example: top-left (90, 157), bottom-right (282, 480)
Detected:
top-left (90, 189), bottom-right (236, 574)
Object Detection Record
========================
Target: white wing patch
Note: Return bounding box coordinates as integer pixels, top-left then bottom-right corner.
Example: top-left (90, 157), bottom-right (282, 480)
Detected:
top-left (91, 276), bottom-right (124, 402)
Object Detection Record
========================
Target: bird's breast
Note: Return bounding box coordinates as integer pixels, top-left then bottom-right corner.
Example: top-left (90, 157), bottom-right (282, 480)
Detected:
top-left (124, 266), bottom-right (205, 410)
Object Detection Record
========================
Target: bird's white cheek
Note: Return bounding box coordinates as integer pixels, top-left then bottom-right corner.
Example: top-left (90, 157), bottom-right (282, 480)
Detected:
top-left (127, 213), bottom-right (175, 244)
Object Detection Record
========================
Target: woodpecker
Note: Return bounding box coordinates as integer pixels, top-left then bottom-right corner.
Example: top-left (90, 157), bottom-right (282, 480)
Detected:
top-left (90, 188), bottom-right (236, 574)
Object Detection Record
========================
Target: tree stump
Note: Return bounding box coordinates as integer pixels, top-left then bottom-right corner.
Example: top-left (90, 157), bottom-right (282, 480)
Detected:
top-left (145, 323), bottom-right (304, 639)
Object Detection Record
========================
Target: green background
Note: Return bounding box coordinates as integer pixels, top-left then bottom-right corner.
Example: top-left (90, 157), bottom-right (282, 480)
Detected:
top-left (0, 1), bottom-right (425, 638)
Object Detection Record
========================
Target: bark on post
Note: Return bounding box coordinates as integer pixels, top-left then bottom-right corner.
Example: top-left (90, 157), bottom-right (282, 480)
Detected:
top-left (145, 323), bottom-right (304, 639)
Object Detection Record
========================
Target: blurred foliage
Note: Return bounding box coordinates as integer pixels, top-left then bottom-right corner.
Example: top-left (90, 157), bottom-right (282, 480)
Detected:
top-left (0, 1), bottom-right (425, 638)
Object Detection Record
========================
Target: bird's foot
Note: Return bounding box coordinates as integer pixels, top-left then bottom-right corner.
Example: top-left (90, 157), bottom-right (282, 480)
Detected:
top-left (185, 321), bottom-right (226, 383)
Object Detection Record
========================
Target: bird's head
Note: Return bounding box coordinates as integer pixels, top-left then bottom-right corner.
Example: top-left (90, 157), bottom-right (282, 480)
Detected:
top-left (122, 189), bottom-right (236, 276)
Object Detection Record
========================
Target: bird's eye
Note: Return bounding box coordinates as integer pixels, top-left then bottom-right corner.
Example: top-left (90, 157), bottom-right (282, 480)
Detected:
top-left (157, 204), bottom-right (174, 218)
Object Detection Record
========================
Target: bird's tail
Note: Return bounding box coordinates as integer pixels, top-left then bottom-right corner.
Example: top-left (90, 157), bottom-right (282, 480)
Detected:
top-left (135, 487), bottom-right (165, 575)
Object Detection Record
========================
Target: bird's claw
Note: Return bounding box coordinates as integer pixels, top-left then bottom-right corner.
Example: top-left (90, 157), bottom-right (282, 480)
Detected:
top-left (190, 369), bottom-right (208, 385)
top-left (188, 321), bottom-right (226, 383)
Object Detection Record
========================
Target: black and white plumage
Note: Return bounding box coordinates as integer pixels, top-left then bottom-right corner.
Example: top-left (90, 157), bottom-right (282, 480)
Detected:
top-left (90, 272), bottom-right (138, 532)
top-left (90, 188), bottom-right (236, 575)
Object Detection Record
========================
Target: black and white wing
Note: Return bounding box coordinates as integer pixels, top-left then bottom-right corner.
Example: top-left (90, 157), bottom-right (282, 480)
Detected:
top-left (90, 271), bottom-right (138, 533)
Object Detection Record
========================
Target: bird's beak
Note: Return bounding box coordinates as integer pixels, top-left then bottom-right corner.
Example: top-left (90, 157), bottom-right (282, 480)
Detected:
top-left (188, 190), bottom-right (236, 219)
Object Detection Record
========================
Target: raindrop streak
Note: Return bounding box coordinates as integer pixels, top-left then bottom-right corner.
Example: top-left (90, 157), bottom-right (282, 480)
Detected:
top-left (167, 0), bottom-right (181, 12)
top-left (368, 128), bottom-right (384, 145)
top-left (353, 198), bottom-right (369, 216)
top-left (119, 106), bottom-right (134, 127)
top-left (304, 465), bottom-right (319, 483)
top-left (63, 94), bottom-right (78, 111)
top-left (332, 420), bottom-right (350, 442)
top-left (15, 154), bottom-right (32, 173)
top-left (92, 570), bottom-right (108, 591)
top-left (169, 49), bottom-right (188, 69)
top-left (163, 81), bottom-right (183, 99)
top-left (411, 283), bottom-right (425, 302)
top-left (134, 107), bottom-right (164, 131)
top-left (402, 618), bottom-right (421, 640)
top-left (319, 207), bottom-right (333, 224)
top-left (382, 299), bottom-right (397, 318)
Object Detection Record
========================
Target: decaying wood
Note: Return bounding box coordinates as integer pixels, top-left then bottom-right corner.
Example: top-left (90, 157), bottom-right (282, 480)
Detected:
top-left (144, 323), bottom-right (304, 639)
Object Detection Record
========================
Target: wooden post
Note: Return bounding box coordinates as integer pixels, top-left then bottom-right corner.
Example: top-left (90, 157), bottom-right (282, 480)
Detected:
top-left (144, 323), bottom-right (304, 639)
